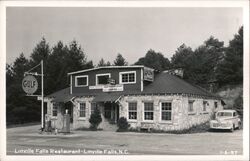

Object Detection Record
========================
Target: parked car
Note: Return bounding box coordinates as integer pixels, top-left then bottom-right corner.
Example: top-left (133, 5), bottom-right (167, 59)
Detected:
top-left (210, 110), bottom-right (241, 132)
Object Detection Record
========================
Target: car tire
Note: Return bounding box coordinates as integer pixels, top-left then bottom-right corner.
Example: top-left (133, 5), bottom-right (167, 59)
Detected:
top-left (230, 125), bottom-right (235, 132)
top-left (238, 122), bottom-right (242, 130)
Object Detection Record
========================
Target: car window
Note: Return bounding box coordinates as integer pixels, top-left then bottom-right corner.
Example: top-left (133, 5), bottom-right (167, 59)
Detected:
top-left (233, 112), bottom-right (236, 117)
top-left (217, 112), bottom-right (232, 117)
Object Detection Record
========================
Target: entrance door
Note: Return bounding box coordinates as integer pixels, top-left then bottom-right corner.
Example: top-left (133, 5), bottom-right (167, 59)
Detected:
top-left (104, 102), bottom-right (119, 123)
top-left (64, 102), bottom-right (73, 123)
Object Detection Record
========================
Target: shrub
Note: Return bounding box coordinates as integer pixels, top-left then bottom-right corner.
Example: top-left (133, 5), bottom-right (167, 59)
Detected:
top-left (117, 117), bottom-right (130, 132)
top-left (89, 108), bottom-right (102, 130)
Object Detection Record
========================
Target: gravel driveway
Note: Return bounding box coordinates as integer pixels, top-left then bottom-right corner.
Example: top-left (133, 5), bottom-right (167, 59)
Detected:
top-left (6, 125), bottom-right (243, 155)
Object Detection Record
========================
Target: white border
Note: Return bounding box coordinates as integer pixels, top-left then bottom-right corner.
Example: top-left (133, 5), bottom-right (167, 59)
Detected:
top-left (142, 101), bottom-right (154, 122)
top-left (119, 71), bottom-right (136, 84)
top-left (96, 73), bottom-right (111, 85)
top-left (159, 101), bottom-right (173, 123)
top-left (127, 101), bottom-right (138, 122)
top-left (0, 1), bottom-right (249, 161)
top-left (75, 75), bottom-right (89, 87)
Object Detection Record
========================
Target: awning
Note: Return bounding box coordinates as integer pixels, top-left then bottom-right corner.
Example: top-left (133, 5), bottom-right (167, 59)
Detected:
top-left (92, 93), bottom-right (121, 103)
top-left (52, 95), bottom-right (74, 103)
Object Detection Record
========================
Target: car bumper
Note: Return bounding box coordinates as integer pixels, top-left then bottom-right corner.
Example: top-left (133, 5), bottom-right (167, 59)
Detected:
top-left (210, 126), bottom-right (232, 130)
top-left (210, 122), bottom-right (232, 130)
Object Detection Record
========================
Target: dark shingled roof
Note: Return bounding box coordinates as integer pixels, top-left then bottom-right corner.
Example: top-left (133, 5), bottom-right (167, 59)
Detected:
top-left (47, 72), bottom-right (220, 101)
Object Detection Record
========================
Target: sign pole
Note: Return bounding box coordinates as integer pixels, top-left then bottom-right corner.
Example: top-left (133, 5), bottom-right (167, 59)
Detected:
top-left (41, 60), bottom-right (44, 129)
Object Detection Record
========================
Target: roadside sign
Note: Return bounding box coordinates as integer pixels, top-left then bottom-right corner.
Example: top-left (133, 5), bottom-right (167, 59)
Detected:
top-left (144, 67), bottom-right (154, 81)
top-left (22, 75), bottom-right (38, 94)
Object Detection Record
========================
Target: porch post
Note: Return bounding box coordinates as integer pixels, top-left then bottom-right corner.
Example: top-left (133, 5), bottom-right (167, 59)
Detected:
top-left (115, 103), bottom-right (117, 123)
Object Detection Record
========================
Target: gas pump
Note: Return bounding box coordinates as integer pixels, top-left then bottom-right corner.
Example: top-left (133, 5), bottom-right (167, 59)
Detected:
top-left (61, 109), bottom-right (70, 133)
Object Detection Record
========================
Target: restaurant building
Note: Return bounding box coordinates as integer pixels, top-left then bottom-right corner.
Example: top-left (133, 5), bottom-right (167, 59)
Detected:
top-left (43, 65), bottom-right (224, 131)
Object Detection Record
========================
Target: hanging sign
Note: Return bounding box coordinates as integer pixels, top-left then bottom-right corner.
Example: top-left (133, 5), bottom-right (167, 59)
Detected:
top-left (22, 75), bottom-right (38, 94)
top-left (144, 67), bottom-right (154, 81)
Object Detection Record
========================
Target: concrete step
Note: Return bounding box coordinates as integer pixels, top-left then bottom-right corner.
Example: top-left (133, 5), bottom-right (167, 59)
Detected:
top-left (101, 121), bottom-right (118, 131)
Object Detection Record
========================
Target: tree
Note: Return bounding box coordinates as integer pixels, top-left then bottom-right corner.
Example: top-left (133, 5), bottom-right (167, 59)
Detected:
top-left (135, 49), bottom-right (171, 71)
top-left (30, 37), bottom-right (50, 67)
top-left (6, 53), bottom-right (40, 124)
top-left (117, 117), bottom-right (130, 132)
top-left (89, 108), bottom-right (102, 130)
top-left (97, 58), bottom-right (111, 67)
top-left (171, 37), bottom-right (224, 87)
top-left (171, 44), bottom-right (193, 68)
top-left (113, 53), bottom-right (128, 66)
top-left (6, 38), bottom-right (94, 125)
top-left (216, 26), bottom-right (243, 86)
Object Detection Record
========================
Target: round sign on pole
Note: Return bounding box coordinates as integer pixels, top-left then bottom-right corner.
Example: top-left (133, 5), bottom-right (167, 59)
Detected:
top-left (22, 75), bottom-right (38, 94)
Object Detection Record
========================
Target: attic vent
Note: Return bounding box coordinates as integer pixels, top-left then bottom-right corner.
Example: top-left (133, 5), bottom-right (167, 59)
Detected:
top-left (164, 68), bottom-right (184, 78)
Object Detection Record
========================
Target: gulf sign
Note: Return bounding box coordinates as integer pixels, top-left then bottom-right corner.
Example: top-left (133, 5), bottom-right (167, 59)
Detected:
top-left (22, 75), bottom-right (38, 94)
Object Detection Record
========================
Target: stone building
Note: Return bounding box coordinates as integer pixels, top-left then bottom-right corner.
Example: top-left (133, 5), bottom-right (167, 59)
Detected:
top-left (43, 65), bottom-right (224, 131)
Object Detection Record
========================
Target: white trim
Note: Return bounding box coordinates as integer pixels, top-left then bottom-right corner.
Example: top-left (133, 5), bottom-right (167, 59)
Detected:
top-left (142, 101), bottom-right (154, 122)
top-left (119, 71), bottom-right (136, 84)
top-left (141, 68), bottom-right (143, 91)
top-left (70, 75), bottom-right (72, 94)
top-left (96, 73), bottom-right (111, 85)
top-left (78, 102), bottom-right (87, 118)
top-left (68, 65), bottom-right (145, 75)
top-left (75, 75), bottom-right (88, 87)
top-left (127, 101), bottom-right (138, 121)
top-left (159, 101), bottom-right (173, 123)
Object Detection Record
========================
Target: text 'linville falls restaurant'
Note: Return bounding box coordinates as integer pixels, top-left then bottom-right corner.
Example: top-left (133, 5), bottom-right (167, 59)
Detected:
top-left (22, 61), bottom-right (225, 133)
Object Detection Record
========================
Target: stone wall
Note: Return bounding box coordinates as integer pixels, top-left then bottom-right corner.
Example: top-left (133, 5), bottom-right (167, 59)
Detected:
top-left (119, 95), bottom-right (223, 131)
top-left (45, 94), bottom-right (223, 131)
top-left (46, 97), bottom-right (111, 130)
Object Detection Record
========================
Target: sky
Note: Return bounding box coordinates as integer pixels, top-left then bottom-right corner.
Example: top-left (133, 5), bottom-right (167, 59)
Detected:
top-left (6, 7), bottom-right (243, 65)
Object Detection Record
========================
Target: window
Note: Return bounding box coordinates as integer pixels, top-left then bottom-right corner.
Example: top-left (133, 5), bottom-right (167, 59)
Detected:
top-left (203, 101), bottom-right (207, 111)
top-left (214, 102), bottom-right (218, 109)
top-left (79, 102), bottom-right (86, 117)
top-left (75, 75), bottom-right (88, 87)
top-left (119, 71), bottom-right (136, 84)
top-left (161, 102), bottom-right (172, 121)
top-left (91, 102), bottom-right (98, 114)
top-left (144, 102), bottom-right (154, 120)
top-left (52, 103), bottom-right (58, 117)
top-left (96, 73), bottom-right (111, 85)
top-left (188, 101), bottom-right (194, 112)
top-left (128, 102), bottom-right (137, 120)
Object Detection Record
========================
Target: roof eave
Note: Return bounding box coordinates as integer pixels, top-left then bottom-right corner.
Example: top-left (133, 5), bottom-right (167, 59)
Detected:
top-left (67, 65), bottom-right (145, 75)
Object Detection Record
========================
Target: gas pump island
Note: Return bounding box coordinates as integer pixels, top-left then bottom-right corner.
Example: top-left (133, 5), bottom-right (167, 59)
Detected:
top-left (22, 60), bottom-right (70, 134)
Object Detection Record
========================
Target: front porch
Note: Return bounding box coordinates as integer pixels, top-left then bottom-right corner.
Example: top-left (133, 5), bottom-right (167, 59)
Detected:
top-left (46, 98), bottom-right (120, 131)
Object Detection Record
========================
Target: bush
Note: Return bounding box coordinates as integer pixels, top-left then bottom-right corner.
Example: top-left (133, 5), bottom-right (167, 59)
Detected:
top-left (117, 117), bottom-right (130, 132)
top-left (89, 108), bottom-right (102, 130)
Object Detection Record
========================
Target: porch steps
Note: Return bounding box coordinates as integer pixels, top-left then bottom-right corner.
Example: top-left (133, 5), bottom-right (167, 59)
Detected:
top-left (101, 120), bottom-right (118, 131)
